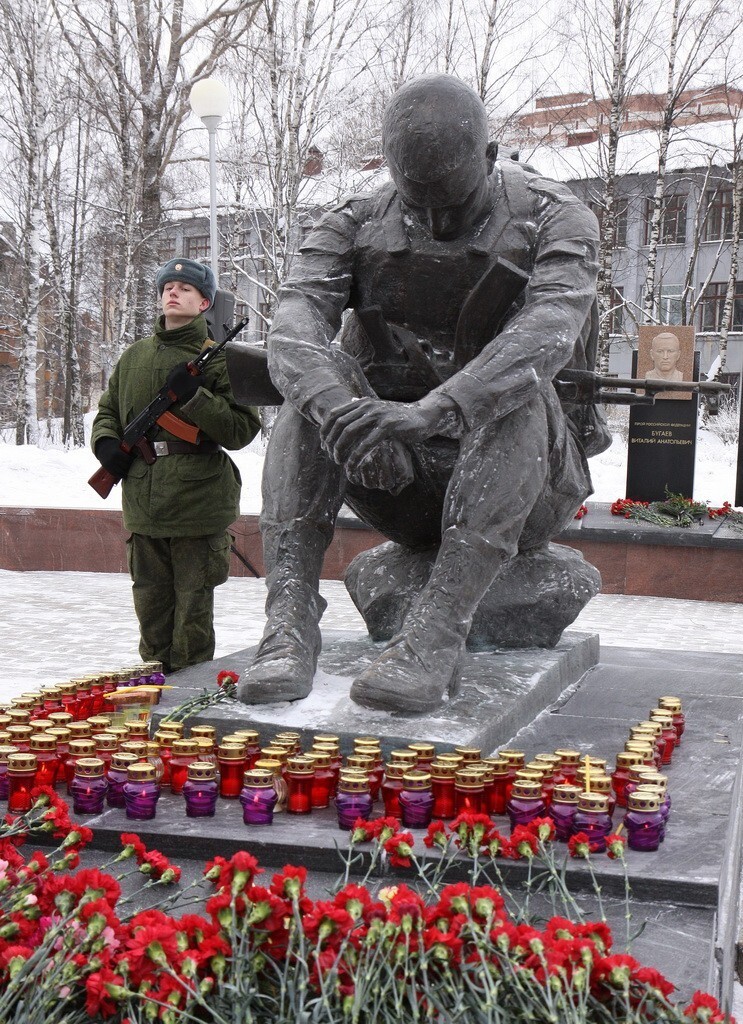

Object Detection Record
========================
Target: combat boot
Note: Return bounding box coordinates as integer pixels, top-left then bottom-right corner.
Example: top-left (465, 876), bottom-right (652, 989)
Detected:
top-left (238, 576), bottom-right (327, 704)
top-left (350, 529), bottom-right (505, 713)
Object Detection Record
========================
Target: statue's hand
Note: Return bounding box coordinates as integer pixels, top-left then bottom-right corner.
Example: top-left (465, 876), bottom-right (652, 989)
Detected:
top-left (320, 396), bottom-right (449, 482)
top-left (346, 438), bottom-right (415, 494)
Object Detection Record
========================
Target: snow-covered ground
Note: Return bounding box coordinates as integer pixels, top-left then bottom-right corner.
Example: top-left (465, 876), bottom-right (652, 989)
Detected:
top-left (0, 409), bottom-right (739, 510)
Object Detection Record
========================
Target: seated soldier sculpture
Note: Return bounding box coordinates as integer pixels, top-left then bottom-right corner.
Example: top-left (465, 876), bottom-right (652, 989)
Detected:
top-left (236, 73), bottom-right (609, 714)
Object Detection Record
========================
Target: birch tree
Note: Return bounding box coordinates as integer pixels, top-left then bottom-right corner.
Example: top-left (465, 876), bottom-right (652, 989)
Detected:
top-left (641, 0), bottom-right (728, 322)
top-left (52, 0), bottom-right (259, 358)
top-left (0, 0), bottom-right (62, 443)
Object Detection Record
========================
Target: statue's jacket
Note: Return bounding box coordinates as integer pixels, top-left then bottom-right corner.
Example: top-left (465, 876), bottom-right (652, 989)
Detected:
top-left (91, 314), bottom-right (261, 537)
top-left (268, 159), bottom-right (611, 459)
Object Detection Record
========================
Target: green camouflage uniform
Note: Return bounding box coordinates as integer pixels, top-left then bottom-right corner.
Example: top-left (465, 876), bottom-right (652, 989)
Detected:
top-left (92, 314), bottom-right (261, 671)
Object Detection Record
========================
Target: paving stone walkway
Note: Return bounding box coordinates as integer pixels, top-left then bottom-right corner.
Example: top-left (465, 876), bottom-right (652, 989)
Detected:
top-left (2, 568), bottom-right (742, 702)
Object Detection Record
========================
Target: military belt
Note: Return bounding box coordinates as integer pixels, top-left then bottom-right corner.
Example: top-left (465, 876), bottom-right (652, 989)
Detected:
top-left (152, 440), bottom-right (221, 457)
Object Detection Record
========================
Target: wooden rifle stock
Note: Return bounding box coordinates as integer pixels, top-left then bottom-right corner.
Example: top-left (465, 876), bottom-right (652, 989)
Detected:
top-left (88, 464), bottom-right (119, 499)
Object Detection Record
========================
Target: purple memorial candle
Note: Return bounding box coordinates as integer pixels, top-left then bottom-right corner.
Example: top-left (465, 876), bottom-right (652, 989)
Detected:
top-left (624, 790), bottom-right (664, 851)
top-left (335, 772), bottom-right (373, 830)
top-left (70, 757), bottom-right (108, 814)
top-left (240, 768), bottom-right (278, 825)
top-left (572, 792), bottom-right (613, 852)
top-left (507, 779), bottom-right (546, 832)
top-left (183, 762), bottom-right (219, 818)
top-left (106, 752), bottom-right (139, 808)
top-left (548, 784), bottom-right (581, 841)
top-left (399, 771), bottom-right (434, 829)
top-left (123, 762), bottom-right (160, 820)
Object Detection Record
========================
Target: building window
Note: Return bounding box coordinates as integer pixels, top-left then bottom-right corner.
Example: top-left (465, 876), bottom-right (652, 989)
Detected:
top-left (656, 287), bottom-right (684, 325)
top-left (588, 200), bottom-right (628, 248)
top-left (608, 286), bottom-right (625, 334)
top-left (699, 281), bottom-right (743, 332)
top-left (644, 194), bottom-right (686, 245)
top-left (185, 236), bottom-right (210, 261)
top-left (703, 187), bottom-right (734, 241)
top-left (257, 300), bottom-right (272, 342)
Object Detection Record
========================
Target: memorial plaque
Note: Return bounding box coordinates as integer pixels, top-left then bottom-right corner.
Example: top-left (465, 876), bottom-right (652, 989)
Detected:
top-left (626, 348), bottom-right (698, 501)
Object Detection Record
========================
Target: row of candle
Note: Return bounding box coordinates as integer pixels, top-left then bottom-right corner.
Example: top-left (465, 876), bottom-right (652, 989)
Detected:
top-left (1, 661), bottom-right (165, 723)
top-left (0, 692), bottom-right (685, 853)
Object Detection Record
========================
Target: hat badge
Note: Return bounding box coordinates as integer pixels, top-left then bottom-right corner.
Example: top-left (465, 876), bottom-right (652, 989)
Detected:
top-left (175, 263), bottom-right (183, 270)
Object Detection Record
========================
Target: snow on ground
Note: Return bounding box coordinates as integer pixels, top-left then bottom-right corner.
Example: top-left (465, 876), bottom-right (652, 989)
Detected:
top-left (0, 411), bottom-right (738, 510)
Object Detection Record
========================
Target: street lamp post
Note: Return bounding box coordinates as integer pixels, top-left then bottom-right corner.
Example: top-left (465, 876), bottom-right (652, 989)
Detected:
top-left (189, 79), bottom-right (229, 280)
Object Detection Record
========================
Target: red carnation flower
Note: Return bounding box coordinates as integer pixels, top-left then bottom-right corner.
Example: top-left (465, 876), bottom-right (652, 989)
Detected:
top-left (84, 967), bottom-right (126, 1019)
top-left (568, 831), bottom-right (593, 859)
top-left (383, 832), bottom-right (415, 868)
top-left (684, 990), bottom-right (732, 1023)
top-left (216, 670), bottom-right (240, 687)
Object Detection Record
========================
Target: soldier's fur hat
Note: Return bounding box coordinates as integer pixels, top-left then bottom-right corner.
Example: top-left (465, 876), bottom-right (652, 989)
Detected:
top-left (156, 258), bottom-right (216, 309)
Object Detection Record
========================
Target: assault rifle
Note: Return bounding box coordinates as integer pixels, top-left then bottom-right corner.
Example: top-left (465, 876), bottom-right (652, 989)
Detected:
top-left (553, 369), bottom-right (732, 412)
top-left (89, 315), bottom-right (250, 499)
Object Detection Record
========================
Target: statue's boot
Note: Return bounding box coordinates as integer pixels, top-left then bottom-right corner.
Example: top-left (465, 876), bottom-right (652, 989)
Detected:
top-left (350, 529), bottom-right (503, 713)
top-left (238, 524), bottom-right (329, 704)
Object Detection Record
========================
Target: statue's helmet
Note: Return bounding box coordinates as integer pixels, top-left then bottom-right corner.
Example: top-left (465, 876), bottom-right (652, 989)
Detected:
top-left (382, 75), bottom-right (490, 209)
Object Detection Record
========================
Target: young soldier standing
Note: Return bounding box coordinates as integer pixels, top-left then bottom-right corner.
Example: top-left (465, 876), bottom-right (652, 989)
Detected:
top-left (92, 258), bottom-right (261, 673)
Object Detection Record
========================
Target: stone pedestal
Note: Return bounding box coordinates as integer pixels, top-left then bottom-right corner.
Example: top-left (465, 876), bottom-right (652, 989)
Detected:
top-left (345, 541), bottom-right (601, 648)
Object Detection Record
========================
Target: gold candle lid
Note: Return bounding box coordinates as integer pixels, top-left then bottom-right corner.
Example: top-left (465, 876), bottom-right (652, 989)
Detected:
top-left (93, 733), bottom-right (118, 751)
top-left (649, 710), bottom-right (674, 724)
top-left (29, 719), bottom-right (51, 732)
top-left (187, 761), bottom-right (216, 782)
top-left (616, 751), bottom-right (645, 767)
top-left (0, 745), bottom-right (19, 763)
top-left (253, 758), bottom-right (282, 775)
top-left (172, 739), bottom-right (200, 755)
top-left (588, 775), bottom-right (612, 795)
top-left (313, 733), bottom-right (340, 744)
top-left (146, 741), bottom-right (161, 756)
top-left (286, 756), bottom-right (315, 775)
top-left (625, 741), bottom-right (654, 757)
top-left (534, 753), bottom-right (561, 768)
top-left (7, 725), bottom-right (33, 739)
top-left (515, 768), bottom-right (545, 784)
top-left (384, 763), bottom-right (405, 779)
top-left (190, 725), bottom-right (218, 739)
top-left (69, 738), bottom-right (97, 756)
top-left (124, 721), bottom-right (150, 737)
top-left (636, 720), bottom-right (662, 736)
top-left (578, 791), bottom-right (608, 812)
top-left (525, 761), bottom-right (551, 776)
top-left (0, 715), bottom-right (12, 728)
top-left (430, 760), bottom-right (457, 779)
top-left (230, 729), bottom-right (259, 743)
top-left (402, 770), bottom-right (432, 790)
top-left (74, 757), bottom-right (106, 778)
top-left (347, 753), bottom-right (375, 770)
top-left (337, 771), bottom-right (369, 793)
top-left (154, 730), bottom-right (177, 744)
top-left (48, 712), bottom-right (75, 726)
top-left (7, 752), bottom-right (37, 773)
top-left (111, 752), bottom-right (139, 770)
top-left (30, 733), bottom-right (57, 751)
top-left (57, 682), bottom-right (77, 695)
top-left (640, 773), bottom-right (667, 792)
top-left (196, 738), bottom-right (215, 754)
top-left (158, 722), bottom-right (184, 735)
top-left (454, 769), bottom-right (484, 790)
top-left (389, 750), bottom-right (418, 766)
top-left (121, 740), bottom-right (148, 756)
top-left (7, 710), bottom-right (31, 723)
top-left (482, 757), bottom-right (510, 776)
top-left (87, 716), bottom-right (112, 730)
top-left (261, 746), bottom-right (288, 763)
top-left (275, 731), bottom-right (301, 741)
top-left (510, 779), bottom-right (542, 799)
top-left (552, 784), bottom-right (581, 804)
top-left (408, 742), bottom-right (435, 757)
top-left (10, 698), bottom-right (35, 711)
top-left (499, 749), bottom-right (525, 766)
top-left (217, 744), bottom-right (245, 761)
top-left (312, 741), bottom-right (340, 757)
top-left (629, 764), bottom-right (657, 782)
top-left (127, 762), bottom-right (157, 782)
top-left (47, 727), bottom-right (71, 743)
top-left (306, 751), bottom-right (331, 768)
top-left (658, 696), bottom-right (682, 711)
top-left (628, 790), bottom-right (660, 812)
top-left (68, 722), bottom-right (93, 737)
top-left (454, 746), bottom-right (481, 762)
top-left (554, 748), bottom-right (581, 764)
top-left (243, 768), bottom-right (275, 787)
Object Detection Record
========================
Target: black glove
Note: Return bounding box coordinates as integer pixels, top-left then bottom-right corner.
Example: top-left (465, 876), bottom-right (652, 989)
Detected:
top-left (95, 437), bottom-right (135, 479)
top-left (165, 362), bottom-right (202, 402)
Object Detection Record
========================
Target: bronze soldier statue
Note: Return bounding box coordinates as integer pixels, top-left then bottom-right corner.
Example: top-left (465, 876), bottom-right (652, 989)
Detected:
top-left (237, 73), bottom-right (610, 713)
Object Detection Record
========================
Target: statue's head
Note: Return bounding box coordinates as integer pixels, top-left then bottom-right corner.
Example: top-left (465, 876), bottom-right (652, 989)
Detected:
top-left (382, 75), bottom-right (494, 240)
